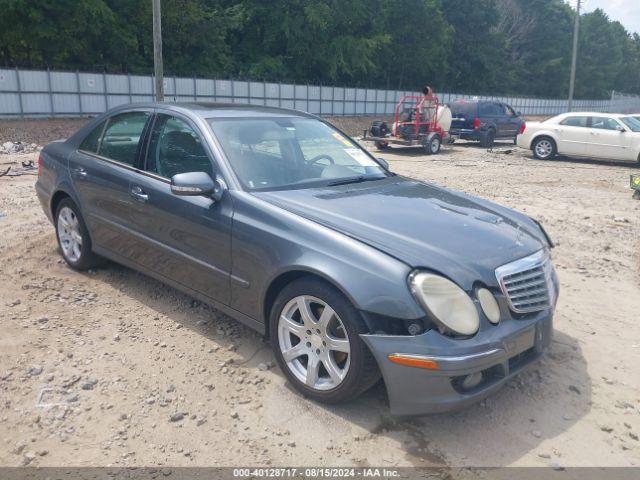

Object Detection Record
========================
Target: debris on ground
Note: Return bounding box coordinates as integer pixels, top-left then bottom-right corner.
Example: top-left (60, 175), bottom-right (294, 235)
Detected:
top-left (1, 141), bottom-right (39, 155)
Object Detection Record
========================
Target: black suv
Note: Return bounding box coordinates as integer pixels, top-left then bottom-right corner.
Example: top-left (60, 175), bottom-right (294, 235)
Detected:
top-left (449, 100), bottom-right (525, 147)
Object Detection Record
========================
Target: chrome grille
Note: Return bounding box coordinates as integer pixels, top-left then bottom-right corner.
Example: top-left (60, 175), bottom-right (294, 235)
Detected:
top-left (495, 250), bottom-right (554, 313)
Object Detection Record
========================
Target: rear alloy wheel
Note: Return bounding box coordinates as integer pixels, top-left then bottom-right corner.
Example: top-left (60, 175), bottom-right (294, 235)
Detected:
top-left (532, 137), bottom-right (556, 160)
top-left (270, 278), bottom-right (380, 404)
top-left (55, 198), bottom-right (103, 270)
top-left (424, 135), bottom-right (441, 155)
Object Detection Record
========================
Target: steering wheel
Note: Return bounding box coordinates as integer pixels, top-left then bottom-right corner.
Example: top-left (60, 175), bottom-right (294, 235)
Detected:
top-left (308, 154), bottom-right (335, 166)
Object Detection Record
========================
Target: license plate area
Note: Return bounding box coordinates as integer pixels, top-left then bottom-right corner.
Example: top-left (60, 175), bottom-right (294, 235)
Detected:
top-left (504, 327), bottom-right (535, 356)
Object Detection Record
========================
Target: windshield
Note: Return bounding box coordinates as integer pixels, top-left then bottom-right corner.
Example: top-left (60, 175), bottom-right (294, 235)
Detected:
top-left (208, 117), bottom-right (388, 191)
top-left (620, 116), bottom-right (640, 132)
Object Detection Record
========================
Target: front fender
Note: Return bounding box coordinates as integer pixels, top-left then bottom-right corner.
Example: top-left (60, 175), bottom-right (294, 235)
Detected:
top-left (229, 192), bottom-right (425, 324)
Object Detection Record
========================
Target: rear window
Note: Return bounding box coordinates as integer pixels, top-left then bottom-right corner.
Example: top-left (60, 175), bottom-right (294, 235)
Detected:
top-left (479, 102), bottom-right (502, 116)
top-left (560, 116), bottom-right (588, 127)
top-left (79, 121), bottom-right (106, 153)
top-left (450, 101), bottom-right (477, 117)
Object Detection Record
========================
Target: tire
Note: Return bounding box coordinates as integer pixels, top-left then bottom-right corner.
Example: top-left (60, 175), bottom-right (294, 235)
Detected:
top-left (531, 136), bottom-right (557, 160)
top-left (481, 129), bottom-right (495, 148)
top-left (270, 277), bottom-right (380, 404)
top-left (55, 198), bottom-right (103, 270)
top-left (375, 141), bottom-right (389, 150)
top-left (423, 135), bottom-right (441, 155)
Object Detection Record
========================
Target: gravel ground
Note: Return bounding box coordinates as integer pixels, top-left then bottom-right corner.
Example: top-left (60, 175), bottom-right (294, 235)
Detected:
top-left (0, 120), bottom-right (639, 469)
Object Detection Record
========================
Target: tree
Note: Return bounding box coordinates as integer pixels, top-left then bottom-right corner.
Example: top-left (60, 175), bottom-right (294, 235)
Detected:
top-left (442, 0), bottom-right (506, 93)
top-left (0, 0), bottom-right (638, 98)
top-left (575, 9), bottom-right (629, 98)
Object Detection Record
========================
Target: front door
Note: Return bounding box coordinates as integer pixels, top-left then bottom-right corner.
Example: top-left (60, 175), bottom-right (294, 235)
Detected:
top-left (501, 104), bottom-right (519, 138)
top-left (126, 112), bottom-right (232, 304)
top-left (588, 116), bottom-right (632, 160)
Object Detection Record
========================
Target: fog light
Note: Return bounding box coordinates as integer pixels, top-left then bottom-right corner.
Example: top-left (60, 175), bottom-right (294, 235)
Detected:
top-left (477, 288), bottom-right (500, 324)
top-left (461, 372), bottom-right (483, 390)
top-left (407, 322), bottom-right (423, 335)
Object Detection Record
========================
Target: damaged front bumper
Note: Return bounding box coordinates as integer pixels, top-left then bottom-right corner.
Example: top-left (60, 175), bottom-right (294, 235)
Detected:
top-left (360, 311), bottom-right (553, 416)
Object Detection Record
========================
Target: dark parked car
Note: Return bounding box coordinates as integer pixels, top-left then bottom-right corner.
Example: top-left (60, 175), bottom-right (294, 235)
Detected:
top-left (449, 99), bottom-right (525, 147)
top-left (36, 103), bottom-right (557, 415)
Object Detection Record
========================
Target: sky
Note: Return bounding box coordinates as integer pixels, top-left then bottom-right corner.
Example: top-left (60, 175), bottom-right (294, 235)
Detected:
top-left (580, 0), bottom-right (640, 35)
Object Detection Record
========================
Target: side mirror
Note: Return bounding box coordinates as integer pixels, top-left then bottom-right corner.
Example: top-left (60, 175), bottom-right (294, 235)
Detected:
top-left (171, 171), bottom-right (224, 200)
top-left (377, 157), bottom-right (390, 171)
top-left (616, 125), bottom-right (626, 132)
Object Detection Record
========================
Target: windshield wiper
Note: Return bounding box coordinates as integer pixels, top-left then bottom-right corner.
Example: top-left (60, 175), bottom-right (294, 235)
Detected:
top-left (326, 175), bottom-right (383, 187)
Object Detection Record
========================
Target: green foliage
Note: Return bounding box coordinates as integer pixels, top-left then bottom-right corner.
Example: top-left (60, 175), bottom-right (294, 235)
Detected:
top-left (0, 0), bottom-right (637, 98)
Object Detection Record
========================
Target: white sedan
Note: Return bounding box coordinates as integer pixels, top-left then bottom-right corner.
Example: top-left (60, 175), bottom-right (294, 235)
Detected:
top-left (517, 112), bottom-right (640, 163)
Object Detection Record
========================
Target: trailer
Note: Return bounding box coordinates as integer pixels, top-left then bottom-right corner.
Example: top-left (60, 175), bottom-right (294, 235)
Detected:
top-left (363, 86), bottom-right (452, 155)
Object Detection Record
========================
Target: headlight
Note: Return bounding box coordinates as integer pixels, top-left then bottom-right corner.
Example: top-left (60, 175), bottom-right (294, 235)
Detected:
top-left (409, 272), bottom-right (479, 335)
top-left (477, 288), bottom-right (500, 324)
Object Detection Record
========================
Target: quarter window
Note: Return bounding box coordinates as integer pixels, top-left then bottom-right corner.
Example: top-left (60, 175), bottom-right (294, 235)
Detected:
top-left (590, 117), bottom-right (621, 131)
top-left (560, 116), bottom-right (588, 127)
top-left (145, 114), bottom-right (213, 178)
top-left (79, 121), bottom-right (106, 153)
top-left (99, 112), bottom-right (150, 166)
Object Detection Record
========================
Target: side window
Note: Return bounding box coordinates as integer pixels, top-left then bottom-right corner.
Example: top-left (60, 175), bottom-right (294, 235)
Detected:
top-left (478, 103), bottom-right (492, 116)
top-left (79, 120), bottom-right (106, 153)
top-left (591, 117), bottom-right (620, 131)
top-left (145, 114), bottom-right (213, 178)
top-left (504, 105), bottom-right (516, 116)
top-left (560, 116), bottom-right (588, 127)
top-left (100, 112), bottom-right (150, 166)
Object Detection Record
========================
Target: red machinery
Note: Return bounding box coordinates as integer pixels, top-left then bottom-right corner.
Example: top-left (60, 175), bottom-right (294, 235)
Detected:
top-left (364, 86), bottom-right (449, 155)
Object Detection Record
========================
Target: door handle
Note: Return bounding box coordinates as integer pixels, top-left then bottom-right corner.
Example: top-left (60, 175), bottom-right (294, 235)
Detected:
top-left (71, 167), bottom-right (87, 178)
top-left (130, 185), bottom-right (149, 203)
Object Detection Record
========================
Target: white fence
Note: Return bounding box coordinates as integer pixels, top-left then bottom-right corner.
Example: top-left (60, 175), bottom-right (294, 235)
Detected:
top-left (0, 67), bottom-right (636, 118)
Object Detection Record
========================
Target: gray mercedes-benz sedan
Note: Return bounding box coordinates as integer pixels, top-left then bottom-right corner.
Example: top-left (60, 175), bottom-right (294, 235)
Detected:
top-left (35, 103), bottom-right (558, 415)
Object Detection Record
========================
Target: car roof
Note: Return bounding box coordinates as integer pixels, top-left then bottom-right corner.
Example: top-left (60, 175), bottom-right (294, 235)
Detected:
top-left (558, 111), bottom-right (626, 118)
top-left (110, 101), bottom-right (317, 120)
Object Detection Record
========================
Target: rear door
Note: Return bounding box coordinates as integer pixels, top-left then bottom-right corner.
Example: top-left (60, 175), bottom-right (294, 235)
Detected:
top-left (478, 102), bottom-right (501, 135)
top-left (554, 115), bottom-right (589, 156)
top-left (587, 116), bottom-right (633, 160)
top-left (126, 112), bottom-right (233, 304)
top-left (69, 109), bottom-right (153, 253)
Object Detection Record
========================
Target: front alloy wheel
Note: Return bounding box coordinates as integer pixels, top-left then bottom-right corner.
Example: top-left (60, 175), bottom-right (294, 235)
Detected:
top-left (278, 295), bottom-right (350, 390)
top-left (270, 278), bottom-right (380, 404)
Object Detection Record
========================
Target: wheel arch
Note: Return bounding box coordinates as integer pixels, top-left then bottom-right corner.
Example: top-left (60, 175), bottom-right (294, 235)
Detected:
top-left (262, 267), bottom-right (360, 339)
top-left (529, 132), bottom-right (557, 151)
top-left (50, 189), bottom-right (73, 219)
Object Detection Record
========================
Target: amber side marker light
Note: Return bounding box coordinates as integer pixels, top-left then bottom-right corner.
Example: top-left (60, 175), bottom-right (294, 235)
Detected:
top-left (387, 353), bottom-right (439, 370)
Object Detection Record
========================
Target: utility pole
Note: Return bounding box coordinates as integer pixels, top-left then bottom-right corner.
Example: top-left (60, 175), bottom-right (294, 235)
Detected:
top-left (152, 0), bottom-right (164, 101)
top-left (567, 0), bottom-right (581, 111)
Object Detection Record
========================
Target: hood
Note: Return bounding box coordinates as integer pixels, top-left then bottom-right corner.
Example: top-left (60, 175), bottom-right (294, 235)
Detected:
top-left (253, 176), bottom-right (547, 289)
